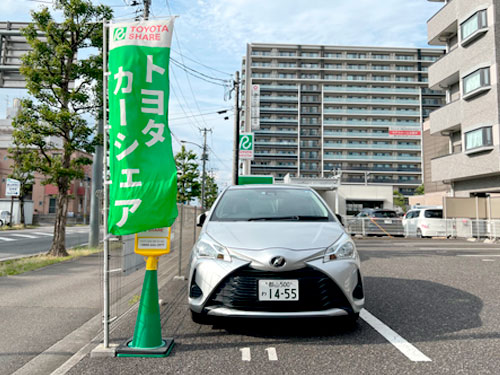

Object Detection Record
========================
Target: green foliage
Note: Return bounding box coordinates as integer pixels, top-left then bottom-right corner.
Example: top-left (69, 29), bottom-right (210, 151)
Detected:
top-left (415, 184), bottom-right (425, 195)
top-left (393, 190), bottom-right (407, 212)
top-left (203, 174), bottom-right (219, 209)
top-left (175, 146), bottom-right (201, 204)
top-left (12, 0), bottom-right (112, 256)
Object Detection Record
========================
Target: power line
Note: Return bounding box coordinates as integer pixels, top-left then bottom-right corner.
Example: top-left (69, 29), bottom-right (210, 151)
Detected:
top-left (170, 59), bottom-right (229, 87)
top-left (169, 108), bottom-right (232, 121)
top-left (170, 57), bottom-right (230, 83)
top-left (171, 51), bottom-right (232, 76)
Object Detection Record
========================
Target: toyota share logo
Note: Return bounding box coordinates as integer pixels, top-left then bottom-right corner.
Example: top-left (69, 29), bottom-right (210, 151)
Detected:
top-left (113, 27), bottom-right (127, 42)
top-left (270, 256), bottom-right (286, 268)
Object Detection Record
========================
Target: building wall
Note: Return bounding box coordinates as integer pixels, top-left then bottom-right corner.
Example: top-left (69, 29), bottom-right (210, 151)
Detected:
top-left (242, 43), bottom-right (445, 197)
top-left (428, 0), bottom-right (500, 194)
top-left (422, 121), bottom-right (450, 193)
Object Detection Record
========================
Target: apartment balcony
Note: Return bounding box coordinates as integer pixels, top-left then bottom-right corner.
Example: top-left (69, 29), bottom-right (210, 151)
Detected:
top-left (427, 0), bottom-right (458, 46)
top-left (254, 152), bottom-right (297, 158)
top-left (323, 98), bottom-right (420, 106)
top-left (324, 154), bottom-right (420, 162)
top-left (255, 141), bottom-right (298, 147)
top-left (255, 130), bottom-right (297, 137)
top-left (323, 86), bottom-right (419, 95)
top-left (324, 109), bottom-right (420, 117)
top-left (429, 99), bottom-right (462, 135)
top-left (324, 131), bottom-right (420, 140)
top-left (431, 147), bottom-right (500, 182)
top-left (323, 143), bottom-right (421, 150)
top-left (342, 166), bottom-right (422, 173)
top-left (260, 85), bottom-right (298, 91)
top-left (428, 47), bottom-right (460, 90)
top-left (260, 96), bottom-right (298, 103)
top-left (260, 118), bottom-right (298, 124)
top-left (323, 119), bottom-right (420, 127)
top-left (252, 164), bottom-right (297, 170)
top-left (260, 107), bottom-right (298, 114)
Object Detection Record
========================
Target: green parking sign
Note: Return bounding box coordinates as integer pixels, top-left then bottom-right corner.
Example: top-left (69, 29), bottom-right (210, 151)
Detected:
top-left (239, 133), bottom-right (254, 160)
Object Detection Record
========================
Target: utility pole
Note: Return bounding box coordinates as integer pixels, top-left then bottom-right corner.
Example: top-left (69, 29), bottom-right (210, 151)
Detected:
top-left (143, 0), bottom-right (151, 19)
top-left (200, 128), bottom-right (212, 211)
top-left (232, 71), bottom-right (240, 185)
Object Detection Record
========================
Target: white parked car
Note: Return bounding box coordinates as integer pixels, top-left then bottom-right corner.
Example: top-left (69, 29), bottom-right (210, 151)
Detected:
top-left (402, 207), bottom-right (446, 238)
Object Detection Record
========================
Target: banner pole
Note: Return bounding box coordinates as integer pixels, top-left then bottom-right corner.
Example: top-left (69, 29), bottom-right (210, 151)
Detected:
top-left (102, 19), bottom-right (110, 349)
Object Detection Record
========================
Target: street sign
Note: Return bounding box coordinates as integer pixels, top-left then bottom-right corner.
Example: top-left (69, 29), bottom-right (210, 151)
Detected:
top-left (239, 133), bottom-right (254, 160)
top-left (250, 84), bottom-right (260, 130)
top-left (238, 175), bottom-right (274, 185)
top-left (5, 178), bottom-right (20, 196)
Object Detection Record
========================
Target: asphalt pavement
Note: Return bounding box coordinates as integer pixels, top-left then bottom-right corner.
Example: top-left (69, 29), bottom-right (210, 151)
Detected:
top-left (63, 237), bottom-right (500, 375)
top-left (0, 226), bottom-right (92, 261)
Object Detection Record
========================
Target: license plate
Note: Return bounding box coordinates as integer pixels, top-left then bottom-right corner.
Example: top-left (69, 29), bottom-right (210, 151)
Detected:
top-left (258, 280), bottom-right (299, 301)
top-left (384, 219), bottom-right (392, 224)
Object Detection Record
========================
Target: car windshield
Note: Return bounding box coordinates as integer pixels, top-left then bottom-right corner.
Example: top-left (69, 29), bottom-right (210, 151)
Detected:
top-left (211, 187), bottom-right (332, 222)
top-left (372, 211), bottom-right (397, 218)
top-left (424, 209), bottom-right (443, 219)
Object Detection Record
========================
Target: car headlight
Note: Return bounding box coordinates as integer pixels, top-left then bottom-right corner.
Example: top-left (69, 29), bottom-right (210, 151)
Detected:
top-left (323, 234), bottom-right (357, 262)
top-left (193, 234), bottom-right (231, 262)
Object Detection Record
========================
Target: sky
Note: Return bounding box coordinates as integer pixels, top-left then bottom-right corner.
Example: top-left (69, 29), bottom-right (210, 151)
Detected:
top-left (0, 0), bottom-right (444, 188)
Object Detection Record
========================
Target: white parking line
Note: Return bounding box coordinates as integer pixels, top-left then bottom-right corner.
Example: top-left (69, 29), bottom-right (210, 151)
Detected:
top-left (457, 254), bottom-right (500, 257)
top-left (10, 234), bottom-right (38, 239)
top-left (360, 309), bottom-right (431, 362)
top-left (265, 347), bottom-right (278, 361)
top-left (0, 236), bottom-right (15, 242)
top-left (482, 259), bottom-right (495, 262)
top-left (240, 347), bottom-right (251, 361)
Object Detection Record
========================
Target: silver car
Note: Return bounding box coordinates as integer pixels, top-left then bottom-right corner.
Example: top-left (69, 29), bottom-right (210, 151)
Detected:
top-left (188, 184), bottom-right (364, 324)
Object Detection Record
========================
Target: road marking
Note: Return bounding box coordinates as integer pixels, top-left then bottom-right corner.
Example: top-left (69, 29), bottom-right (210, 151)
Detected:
top-left (457, 254), bottom-right (500, 257)
top-left (265, 347), bottom-right (278, 361)
top-left (0, 236), bottom-right (15, 241)
top-left (32, 232), bottom-right (53, 236)
top-left (360, 309), bottom-right (431, 362)
top-left (240, 347), bottom-right (251, 361)
top-left (482, 259), bottom-right (495, 262)
top-left (10, 234), bottom-right (38, 239)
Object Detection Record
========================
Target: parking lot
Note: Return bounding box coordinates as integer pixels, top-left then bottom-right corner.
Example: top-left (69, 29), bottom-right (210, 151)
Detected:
top-left (69, 237), bottom-right (500, 375)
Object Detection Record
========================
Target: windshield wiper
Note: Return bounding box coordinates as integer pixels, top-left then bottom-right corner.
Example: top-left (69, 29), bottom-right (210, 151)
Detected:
top-left (247, 216), bottom-right (300, 221)
top-left (247, 215), bottom-right (329, 221)
top-left (296, 215), bottom-right (329, 221)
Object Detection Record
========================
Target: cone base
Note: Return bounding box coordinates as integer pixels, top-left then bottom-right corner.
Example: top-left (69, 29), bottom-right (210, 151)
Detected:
top-left (116, 337), bottom-right (174, 358)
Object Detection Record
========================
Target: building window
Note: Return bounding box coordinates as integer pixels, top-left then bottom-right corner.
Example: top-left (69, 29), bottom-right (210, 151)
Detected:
top-left (462, 67), bottom-right (490, 97)
top-left (465, 126), bottom-right (492, 151)
top-left (49, 198), bottom-right (56, 214)
top-left (461, 9), bottom-right (487, 43)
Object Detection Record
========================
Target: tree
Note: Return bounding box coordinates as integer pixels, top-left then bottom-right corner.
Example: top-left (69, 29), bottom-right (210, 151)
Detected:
top-left (175, 146), bottom-right (201, 204)
top-left (8, 139), bottom-right (36, 227)
top-left (12, 0), bottom-right (112, 256)
top-left (415, 184), bottom-right (425, 195)
top-left (203, 174), bottom-right (219, 209)
top-left (393, 190), bottom-right (407, 212)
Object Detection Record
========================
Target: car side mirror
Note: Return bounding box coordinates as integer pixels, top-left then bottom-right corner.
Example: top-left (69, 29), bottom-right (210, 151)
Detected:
top-left (196, 212), bottom-right (207, 227)
top-left (335, 213), bottom-right (344, 226)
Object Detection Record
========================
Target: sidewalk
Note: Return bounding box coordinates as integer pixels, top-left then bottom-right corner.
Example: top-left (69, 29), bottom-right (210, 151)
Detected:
top-left (0, 253), bottom-right (102, 375)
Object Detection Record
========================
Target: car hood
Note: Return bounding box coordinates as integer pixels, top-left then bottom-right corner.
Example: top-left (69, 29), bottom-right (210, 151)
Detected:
top-left (205, 221), bottom-right (344, 251)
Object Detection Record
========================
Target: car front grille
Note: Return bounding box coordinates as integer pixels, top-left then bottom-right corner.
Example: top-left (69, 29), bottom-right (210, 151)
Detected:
top-left (205, 266), bottom-right (352, 313)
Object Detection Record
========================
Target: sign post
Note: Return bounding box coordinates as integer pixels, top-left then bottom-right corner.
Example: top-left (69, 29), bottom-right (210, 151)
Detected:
top-left (107, 17), bottom-right (177, 358)
top-left (5, 178), bottom-right (20, 227)
top-left (239, 133), bottom-right (254, 160)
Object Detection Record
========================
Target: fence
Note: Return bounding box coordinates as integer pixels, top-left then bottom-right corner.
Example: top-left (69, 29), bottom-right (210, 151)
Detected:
top-left (345, 216), bottom-right (500, 239)
top-left (100, 204), bottom-right (200, 343)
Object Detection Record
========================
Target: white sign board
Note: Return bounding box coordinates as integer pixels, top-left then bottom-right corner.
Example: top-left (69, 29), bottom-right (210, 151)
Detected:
top-left (5, 178), bottom-right (20, 197)
top-left (250, 84), bottom-right (260, 130)
top-left (239, 133), bottom-right (254, 160)
top-left (134, 227), bottom-right (171, 253)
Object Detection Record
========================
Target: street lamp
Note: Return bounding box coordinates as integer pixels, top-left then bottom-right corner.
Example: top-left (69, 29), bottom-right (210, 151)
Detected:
top-left (180, 140), bottom-right (208, 211)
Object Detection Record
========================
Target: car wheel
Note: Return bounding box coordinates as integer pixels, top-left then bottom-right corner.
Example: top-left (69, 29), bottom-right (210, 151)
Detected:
top-left (0, 220), bottom-right (3, 227)
top-left (342, 312), bottom-right (359, 328)
top-left (191, 310), bottom-right (211, 325)
top-left (416, 228), bottom-right (423, 238)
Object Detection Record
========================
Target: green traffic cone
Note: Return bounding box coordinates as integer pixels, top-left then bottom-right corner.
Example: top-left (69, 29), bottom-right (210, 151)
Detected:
top-left (116, 257), bottom-right (174, 357)
top-left (130, 269), bottom-right (163, 348)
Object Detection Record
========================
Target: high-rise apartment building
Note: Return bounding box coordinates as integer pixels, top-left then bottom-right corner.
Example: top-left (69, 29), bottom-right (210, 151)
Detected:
top-left (241, 43), bottom-right (445, 196)
top-left (427, 0), bottom-right (500, 196)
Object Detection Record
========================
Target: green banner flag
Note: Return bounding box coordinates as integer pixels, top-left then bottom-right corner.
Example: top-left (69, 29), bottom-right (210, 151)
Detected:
top-left (108, 19), bottom-right (178, 235)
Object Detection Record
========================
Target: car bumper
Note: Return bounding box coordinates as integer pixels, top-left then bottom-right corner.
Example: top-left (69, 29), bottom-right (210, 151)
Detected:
top-left (188, 255), bottom-right (364, 317)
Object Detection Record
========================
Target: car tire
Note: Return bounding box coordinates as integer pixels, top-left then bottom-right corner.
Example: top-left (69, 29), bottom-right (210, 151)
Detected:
top-left (342, 312), bottom-right (359, 328)
top-left (0, 220), bottom-right (3, 227)
top-left (416, 228), bottom-right (423, 238)
top-left (191, 310), bottom-right (211, 325)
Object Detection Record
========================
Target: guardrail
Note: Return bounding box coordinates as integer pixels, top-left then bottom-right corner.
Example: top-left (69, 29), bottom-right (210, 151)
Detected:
top-left (344, 217), bottom-right (500, 239)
